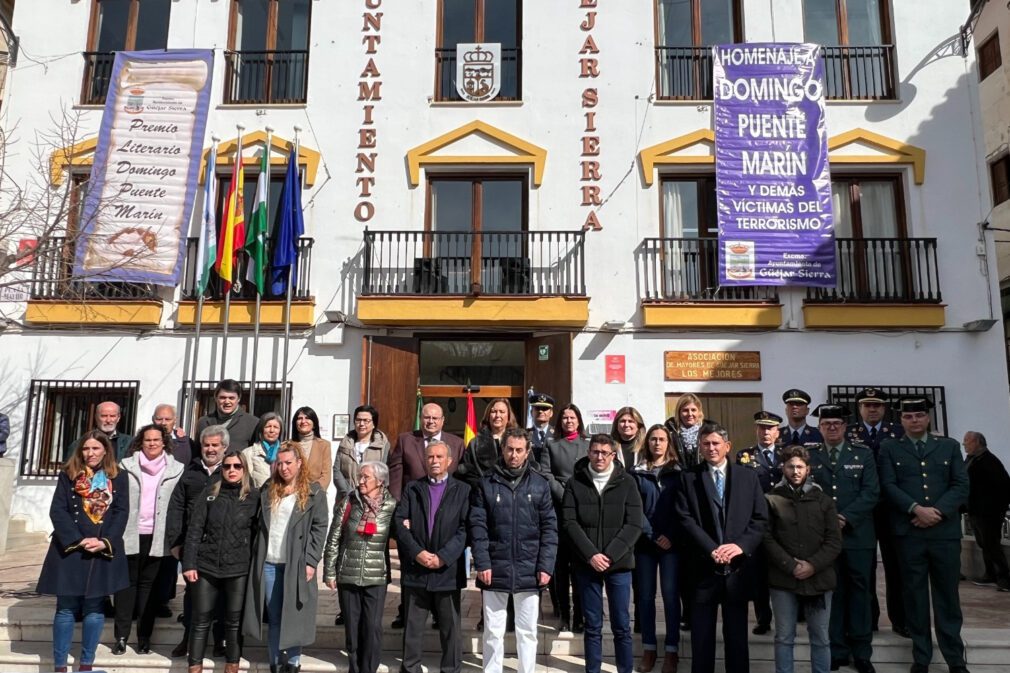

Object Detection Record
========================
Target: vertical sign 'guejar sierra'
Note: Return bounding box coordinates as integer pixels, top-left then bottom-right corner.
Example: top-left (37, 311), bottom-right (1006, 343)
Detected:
top-left (713, 43), bottom-right (835, 287)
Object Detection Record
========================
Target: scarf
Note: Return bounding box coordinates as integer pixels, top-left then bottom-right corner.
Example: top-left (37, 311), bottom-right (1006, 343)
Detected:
top-left (297, 432), bottom-right (314, 458)
top-left (564, 430), bottom-right (581, 441)
top-left (262, 439), bottom-right (280, 464)
top-left (74, 467), bottom-right (113, 525)
top-left (356, 489), bottom-right (385, 535)
top-left (680, 424), bottom-right (701, 452)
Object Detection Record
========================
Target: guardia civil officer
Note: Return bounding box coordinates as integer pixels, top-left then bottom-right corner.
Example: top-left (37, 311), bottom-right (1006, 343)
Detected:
top-left (878, 398), bottom-right (969, 673)
top-left (780, 390), bottom-right (823, 446)
top-left (807, 404), bottom-right (878, 673)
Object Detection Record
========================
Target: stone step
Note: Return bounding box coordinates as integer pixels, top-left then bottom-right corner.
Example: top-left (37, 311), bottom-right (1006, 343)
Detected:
top-left (3, 520), bottom-right (49, 550)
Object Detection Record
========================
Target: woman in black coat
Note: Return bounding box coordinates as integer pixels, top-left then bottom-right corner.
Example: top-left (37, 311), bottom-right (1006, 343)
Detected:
top-left (455, 398), bottom-right (519, 488)
top-left (37, 431), bottom-right (130, 673)
top-left (183, 449), bottom-right (260, 673)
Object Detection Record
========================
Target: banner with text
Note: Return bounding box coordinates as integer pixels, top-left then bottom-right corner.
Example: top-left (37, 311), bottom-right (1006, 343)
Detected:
top-left (714, 43), bottom-right (834, 287)
top-left (74, 49), bottom-right (214, 285)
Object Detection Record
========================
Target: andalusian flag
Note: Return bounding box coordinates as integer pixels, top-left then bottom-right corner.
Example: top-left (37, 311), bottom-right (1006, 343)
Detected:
top-left (245, 148), bottom-right (269, 293)
top-left (463, 391), bottom-right (477, 446)
top-left (413, 387), bottom-right (423, 431)
top-left (195, 146), bottom-right (218, 294)
top-left (215, 149), bottom-right (246, 292)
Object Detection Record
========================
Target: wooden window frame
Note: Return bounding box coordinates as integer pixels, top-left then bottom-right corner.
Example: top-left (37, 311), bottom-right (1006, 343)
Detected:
top-left (653, 0), bottom-right (745, 48)
top-left (434, 0), bottom-right (523, 101)
top-left (657, 174), bottom-right (717, 239)
top-left (85, 0), bottom-right (165, 51)
top-left (991, 154), bottom-right (1010, 207)
top-left (978, 31), bottom-right (1003, 82)
top-left (831, 173), bottom-right (907, 239)
top-left (807, 0), bottom-right (893, 46)
top-left (228, 0), bottom-right (315, 52)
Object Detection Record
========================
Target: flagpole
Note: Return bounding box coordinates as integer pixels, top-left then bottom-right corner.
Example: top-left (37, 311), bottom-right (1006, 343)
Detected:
top-left (279, 126), bottom-right (301, 434)
top-left (221, 123), bottom-right (244, 380)
top-left (249, 126), bottom-right (272, 414)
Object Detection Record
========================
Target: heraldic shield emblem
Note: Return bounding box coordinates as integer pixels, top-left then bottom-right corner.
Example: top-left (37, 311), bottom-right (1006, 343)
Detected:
top-left (456, 43), bottom-right (501, 102)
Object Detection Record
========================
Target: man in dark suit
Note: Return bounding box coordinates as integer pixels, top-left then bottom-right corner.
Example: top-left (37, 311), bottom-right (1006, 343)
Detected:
top-left (879, 398), bottom-right (969, 673)
top-left (64, 400), bottom-right (133, 461)
top-left (395, 440), bottom-right (471, 673)
top-left (735, 410), bottom-right (783, 635)
top-left (675, 422), bottom-right (769, 673)
top-left (389, 402), bottom-right (465, 500)
top-left (962, 431), bottom-right (1010, 591)
top-left (780, 389), bottom-right (823, 446)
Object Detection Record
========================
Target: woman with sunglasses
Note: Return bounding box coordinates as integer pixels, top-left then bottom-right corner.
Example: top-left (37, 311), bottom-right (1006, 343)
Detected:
top-left (183, 450), bottom-right (259, 673)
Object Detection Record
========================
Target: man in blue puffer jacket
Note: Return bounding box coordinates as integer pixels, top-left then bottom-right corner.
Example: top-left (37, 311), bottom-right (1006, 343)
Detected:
top-left (469, 427), bottom-right (558, 673)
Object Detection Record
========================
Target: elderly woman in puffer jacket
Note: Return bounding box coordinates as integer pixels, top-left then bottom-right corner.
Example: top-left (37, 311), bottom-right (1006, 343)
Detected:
top-left (324, 461), bottom-right (396, 673)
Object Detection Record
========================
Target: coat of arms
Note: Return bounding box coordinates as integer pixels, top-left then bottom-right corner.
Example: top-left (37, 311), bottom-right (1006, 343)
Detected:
top-left (456, 43), bottom-right (501, 102)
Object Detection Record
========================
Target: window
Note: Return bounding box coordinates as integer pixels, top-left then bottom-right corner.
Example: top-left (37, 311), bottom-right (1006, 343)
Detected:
top-left (182, 380), bottom-right (293, 430)
top-left (827, 384), bottom-right (947, 436)
top-left (435, 0), bottom-right (521, 101)
top-left (654, 0), bottom-right (742, 99)
top-left (991, 155), bottom-right (1010, 206)
top-left (803, 0), bottom-right (895, 99)
top-left (226, 0), bottom-right (311, 103)
top-left (82, 0), bottom-right (172, 104)
top-left (978, 32), bottom-right (1002, 81)
top-left (20, 380), bottom-right (139, 477)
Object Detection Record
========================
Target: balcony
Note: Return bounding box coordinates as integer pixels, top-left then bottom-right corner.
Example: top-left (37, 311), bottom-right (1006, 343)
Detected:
top-left (81, 51), bottom-right (115, 105)
top-left (822, 45), bottom-right (896, 100)
top-left (434, 47), bottom-right (521, 102)
top-left (358, 229), bottom-right (589, 327)
top-left (224, 50), bottom-right (309, 105)
top-left (655, 47), bottom-right (714, 101)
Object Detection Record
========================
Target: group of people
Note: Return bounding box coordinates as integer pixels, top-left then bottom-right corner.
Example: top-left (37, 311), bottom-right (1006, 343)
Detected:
top-left (35, 380), bottom-right (1009, 673)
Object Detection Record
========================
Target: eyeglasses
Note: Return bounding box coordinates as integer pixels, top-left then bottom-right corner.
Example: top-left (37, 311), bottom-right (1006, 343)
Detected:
top-left (820, 421), bottom-right (845, 429)
top-left (358, 474), bottom-right (376, 482)
top-left (589, 450), bottom-right (615, 457)
top-left (354, 418), bottom-right (373, 424)
top-left (222, 463), bottom-right (244, 471)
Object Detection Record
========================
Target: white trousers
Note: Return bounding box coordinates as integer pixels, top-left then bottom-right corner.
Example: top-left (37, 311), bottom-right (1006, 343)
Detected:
top-left (482, 590), bottom-right (539, 673)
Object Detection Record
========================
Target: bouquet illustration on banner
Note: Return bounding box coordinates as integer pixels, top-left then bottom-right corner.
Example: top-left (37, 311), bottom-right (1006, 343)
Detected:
top-left (73, 49), bottom-right (214, 286)
top-left (456, 43), bottom-right (501, 102)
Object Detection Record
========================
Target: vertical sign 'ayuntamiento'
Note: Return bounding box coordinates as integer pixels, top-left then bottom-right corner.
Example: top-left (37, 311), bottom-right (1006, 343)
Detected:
top-left (74, 49), bottom-right (214, 286)
top-left (714, 43), bottom-right (835, 287)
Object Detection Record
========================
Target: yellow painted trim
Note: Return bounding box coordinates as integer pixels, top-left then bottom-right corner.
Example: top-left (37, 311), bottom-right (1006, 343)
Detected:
top-left (177, 300), bottom-right (315, 327)
top-left (357, 296), bottom-right (588, 327)
top-left (802, 303), bottom-right (945, 328)
top-left (49, 137), bottom-right (98, 186)
top-left (406, 120), bottom-right (548, 186)
top-left (199, 131), bottom-right (320, 186)
top-left (637, 127), bottom-right (927, 186)
top-left (25, 300), bottom-right (163, 325)
top-left (642, 302), bottom-right (782, 328)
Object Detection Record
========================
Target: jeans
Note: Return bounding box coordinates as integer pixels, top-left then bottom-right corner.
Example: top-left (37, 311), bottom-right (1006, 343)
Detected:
top-left (264, 562), bottom-right (300, 666)
top-left (770, 589), bottom-right (832, 673)
top-left (577, 567), bottom-right (634, 673)
top-left (634, 548), bottom-right (681, 653)
top-left (53, 595), bottom-right (105, 668)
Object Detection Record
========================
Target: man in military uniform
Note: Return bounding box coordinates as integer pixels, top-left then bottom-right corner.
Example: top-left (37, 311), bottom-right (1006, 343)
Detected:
top-left (878, 398), bottom-right (969, 673)
top-left (780, 389), bottom-right (823, 446)
top-left (735, 410), bottom-right (783, 635)
top-left (527, 391), bottom-right (555, 465)
top-left (808, 404), bottom-right (878, 673)
top-left (845, 388), bottom-right (907, 636)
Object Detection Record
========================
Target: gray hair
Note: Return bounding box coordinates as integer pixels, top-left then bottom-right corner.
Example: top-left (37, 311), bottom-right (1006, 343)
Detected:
top-left (967, 431), bottom-right (988, 448)
top-left (424, 440), bottom-right (451, 456)
top-left (360, 460), bottom-right (389, 486)
top-left (200, 424), bottom-right (231, 448)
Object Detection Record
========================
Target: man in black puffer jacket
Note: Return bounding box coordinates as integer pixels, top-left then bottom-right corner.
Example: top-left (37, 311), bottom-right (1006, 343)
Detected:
top-left (562, 433), bottom-right (643, 673)
top-left (469, 428), bottom-right (557, 673)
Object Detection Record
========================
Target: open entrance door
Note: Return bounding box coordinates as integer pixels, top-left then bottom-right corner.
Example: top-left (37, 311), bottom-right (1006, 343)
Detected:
top-left (524, 333), bottom-right (573, 416)
top-left (362, 336), bottom-right (419, 441)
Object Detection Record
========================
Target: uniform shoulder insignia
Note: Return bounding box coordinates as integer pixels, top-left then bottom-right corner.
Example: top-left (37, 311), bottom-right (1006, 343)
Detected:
top-left (850, 441), bottom-right (871, 451)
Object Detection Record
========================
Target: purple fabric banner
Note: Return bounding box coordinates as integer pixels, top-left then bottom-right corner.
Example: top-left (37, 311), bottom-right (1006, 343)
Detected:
top-left (714, 43), bottom-right (835, 287)
top-left (74, 49), bottom-right (214, 286)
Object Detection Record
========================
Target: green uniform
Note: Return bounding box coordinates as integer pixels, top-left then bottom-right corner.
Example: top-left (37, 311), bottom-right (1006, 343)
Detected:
top-left (878, 434), bottom-right (969, 668)
top-left (808, 441), bottom-right (878, 661)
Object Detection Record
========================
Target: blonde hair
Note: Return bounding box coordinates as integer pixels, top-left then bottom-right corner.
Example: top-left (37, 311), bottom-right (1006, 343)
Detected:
top-left (209, 449), bottom-right (252, 501)
top-left (269, 442), bottom-right (312, 511)
top-left (64, 431), bottom-right (120, 479)
top-left (610, 406), bottom-right (646, 457)
top-left (674, 394), bottom-right (705, 429)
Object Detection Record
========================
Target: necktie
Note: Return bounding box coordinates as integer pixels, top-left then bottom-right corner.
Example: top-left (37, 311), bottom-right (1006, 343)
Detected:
top-left (916, 440), bottom-right (924, 458)
top-left (869, 427), bottom-right (878, 443)
top-left (792, 430), bottom-right (801, 445)
top-left (714, 469), bottom-right (725, 501)
top-left (763, 449), bottom-right (774, 466)
top-left (829, 447), bottom-right (839, 466)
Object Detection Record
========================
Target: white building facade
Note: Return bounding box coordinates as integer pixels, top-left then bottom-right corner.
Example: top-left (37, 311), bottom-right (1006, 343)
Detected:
top-left (1, 0), bottom-right (1007, 531)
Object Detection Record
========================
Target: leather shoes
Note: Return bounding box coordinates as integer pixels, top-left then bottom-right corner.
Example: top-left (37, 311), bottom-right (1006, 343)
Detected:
top-left (893, 625), bottom-right (912, 638)
top-left (752, 623), bottom-right (771, 635)
top-left (854, 658), bottom-right (876, 673)
top-left (558, 618), bottom-right (571, 632)
top-left (572, 619), bottom-right (585, 634)
top-left (111, 638), bottom-right (128, 655)
top-left (391, 614), bottom-right (405, 628)
top-left (909, 665), bottom-right (929, 673)
top-left (948, 668), bottom-right (970, 673)
top-left (171, 638), bottom-right (188, 658)
top-left (334, 612), bottom-right (344, 625)
top-left (137, 638), bottom-right (151, 654)
top-left (661, 652), bottom-right (679, 673)
top-left (637, 650), bottom-right (657, 673)
top-left (831, 658), bottom-right (850, 671)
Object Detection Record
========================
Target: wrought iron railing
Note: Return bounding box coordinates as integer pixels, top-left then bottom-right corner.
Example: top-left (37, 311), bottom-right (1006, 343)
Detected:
top-left (81, 51), bottom-right (116, 105)
top-left (655, 46), bottom-right (714, 100)
top-left (27, 237), bottom-right (158, 301)
top-left (224, 50), bottom-right (310, 104)
top-left (434, 47), bottom-right (521, 101)
top-left (806, 237), bottom-right (940, 303)
top-left (179, 236), bottom-right (314, 300)
top-left (361, 229), bottom-right (585, 296)
top-left (822, 45), bottom-right (896, 100)
top-left (639, 237), bottom-right (779, 302)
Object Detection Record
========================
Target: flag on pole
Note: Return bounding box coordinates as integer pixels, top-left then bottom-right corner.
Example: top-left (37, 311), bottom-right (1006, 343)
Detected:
top-left (245, 147), bottom-right (269, 293)
top-left (464, 391), bottom-right (477, 446)
top-left (196, 147), bottom-right (218, 294)
top-left (413, 386), bottom-right (423, 431)
top-left (269, 148), bottom-right (304, 296)
top-left (215, 147), bottom-right (246, 292)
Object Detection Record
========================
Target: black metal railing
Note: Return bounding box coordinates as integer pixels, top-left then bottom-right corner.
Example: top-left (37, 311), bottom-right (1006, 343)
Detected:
top-left (224, 50), bottom-right (309, 104)
top-left (362, 230), bottom-right (585, 296)
top-left (180, 236), bottom-right (314, 300)
top-left (656, 46), bottom-right (714, 100)
top-left (806, 237), bottom-right (940, 303)
top-left (639, 237), bottom-right (779, 302)
top-left (27, 237), bottom-right (158, 301)
top-left (822, 45), bottom-right (896, 100)
top-left (81, 51), bottom-right (116, 105)
top-left (827, 384), bottom-right (948, 435)
top-left (434, 47), bottom-right (521, 101)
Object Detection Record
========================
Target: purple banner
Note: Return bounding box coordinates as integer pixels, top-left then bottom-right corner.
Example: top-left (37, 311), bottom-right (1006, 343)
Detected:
top-left (74, 49), bottom-right (214, 286)
top-left (714, 43), bottom-right (835, 286)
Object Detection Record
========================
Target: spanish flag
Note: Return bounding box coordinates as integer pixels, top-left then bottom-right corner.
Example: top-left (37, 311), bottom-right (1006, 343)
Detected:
top-left (215, 149), bottom-right (246, 292)
top-left (463, 391), bottom-right (477, 446)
